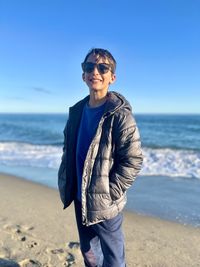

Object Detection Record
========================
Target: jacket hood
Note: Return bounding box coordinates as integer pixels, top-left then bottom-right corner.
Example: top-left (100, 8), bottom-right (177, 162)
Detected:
top-left (104, 91), bottom-right (132, 116)
top-left (69, 91), bottom-right (132, 117)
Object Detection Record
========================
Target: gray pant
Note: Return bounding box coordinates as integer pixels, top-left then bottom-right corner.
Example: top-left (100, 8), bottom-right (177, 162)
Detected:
top-left (74, 200), bottom-right (126, 267)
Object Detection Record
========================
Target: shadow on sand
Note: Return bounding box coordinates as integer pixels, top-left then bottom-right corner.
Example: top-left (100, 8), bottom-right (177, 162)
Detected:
top-left (0, 258), bottom-right (20, 267)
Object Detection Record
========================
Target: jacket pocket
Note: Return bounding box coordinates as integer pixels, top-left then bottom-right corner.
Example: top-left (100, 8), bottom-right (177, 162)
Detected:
top-left (87, 193), bottom-right (113, 211)
top-left (58, 158), bottom-right (67, 205)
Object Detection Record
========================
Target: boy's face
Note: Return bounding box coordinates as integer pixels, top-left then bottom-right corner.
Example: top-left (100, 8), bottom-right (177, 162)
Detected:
top-left (82, 54), bottom-right (116, 95)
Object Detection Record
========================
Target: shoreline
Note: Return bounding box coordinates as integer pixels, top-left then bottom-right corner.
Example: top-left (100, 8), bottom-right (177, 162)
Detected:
top-left (1, 173), bottom-right (200, 266)
top-left (1, 167), bottom-right (200, 228)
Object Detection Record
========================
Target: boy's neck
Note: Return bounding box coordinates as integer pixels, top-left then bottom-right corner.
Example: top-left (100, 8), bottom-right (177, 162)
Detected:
top-left (89, 90), bottom-right (108, 108)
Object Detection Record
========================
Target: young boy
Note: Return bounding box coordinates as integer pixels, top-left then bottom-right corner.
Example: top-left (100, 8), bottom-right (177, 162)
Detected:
top-left (58, 48), bottom-right (143, 267)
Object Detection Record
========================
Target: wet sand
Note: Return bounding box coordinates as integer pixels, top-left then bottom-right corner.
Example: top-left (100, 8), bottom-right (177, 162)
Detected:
top-left (0, 173), bottom-right (200, 267)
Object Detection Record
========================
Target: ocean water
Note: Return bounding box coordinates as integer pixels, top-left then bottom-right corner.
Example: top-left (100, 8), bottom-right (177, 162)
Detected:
top-left (0, 113), bottom-right (200, 227)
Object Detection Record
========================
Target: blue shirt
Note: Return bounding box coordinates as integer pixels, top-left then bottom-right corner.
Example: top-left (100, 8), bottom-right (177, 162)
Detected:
top-left (76, 101), bottom-right (106, 201)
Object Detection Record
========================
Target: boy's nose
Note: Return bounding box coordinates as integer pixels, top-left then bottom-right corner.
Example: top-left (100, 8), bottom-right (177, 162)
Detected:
top-left (92, 66), bottom-right (100, 74)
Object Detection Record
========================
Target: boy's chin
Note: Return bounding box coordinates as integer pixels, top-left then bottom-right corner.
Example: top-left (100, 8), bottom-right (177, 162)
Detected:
top-left (89, 87), bottom-right (108, 93)
top-left (89, 87), bottom-right (100, 93)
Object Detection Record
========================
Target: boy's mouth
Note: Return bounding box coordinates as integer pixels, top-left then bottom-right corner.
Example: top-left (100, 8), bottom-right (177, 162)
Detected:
top-left (90, 78), bottom-right (102, 82)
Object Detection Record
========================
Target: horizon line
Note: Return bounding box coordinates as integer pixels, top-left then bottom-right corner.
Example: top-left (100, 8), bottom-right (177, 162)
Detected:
top-left (0, 112), bottom-right (200, 116)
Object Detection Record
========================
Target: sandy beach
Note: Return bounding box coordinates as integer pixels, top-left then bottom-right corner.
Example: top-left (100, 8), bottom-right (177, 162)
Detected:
top-left (0, 173), bottom-right (200, 267)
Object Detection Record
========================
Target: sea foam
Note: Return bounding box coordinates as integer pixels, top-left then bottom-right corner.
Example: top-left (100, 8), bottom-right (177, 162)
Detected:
top-left (141, 147), bottom-right (200, 179)
top-left (0, 142), bottom-right (200, 179)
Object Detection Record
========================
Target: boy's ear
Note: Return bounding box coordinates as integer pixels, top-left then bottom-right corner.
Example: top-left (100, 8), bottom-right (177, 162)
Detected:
top-left (82, 73), bottom-right (85, 81)
top-left (109, 74), bottom-right (116, 84)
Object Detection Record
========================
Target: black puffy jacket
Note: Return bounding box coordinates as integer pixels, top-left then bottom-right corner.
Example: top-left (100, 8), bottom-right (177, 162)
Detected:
top-left (58, 91), bottom-right (143, 226)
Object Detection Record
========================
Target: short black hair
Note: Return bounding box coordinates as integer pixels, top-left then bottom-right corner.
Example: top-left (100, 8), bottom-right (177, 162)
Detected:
top-left (82, 48), bottom-right (116, 73)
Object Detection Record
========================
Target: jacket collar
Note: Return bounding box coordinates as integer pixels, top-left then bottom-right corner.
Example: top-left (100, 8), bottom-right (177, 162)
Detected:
top-left (69, 91), bottom-right (130, 117)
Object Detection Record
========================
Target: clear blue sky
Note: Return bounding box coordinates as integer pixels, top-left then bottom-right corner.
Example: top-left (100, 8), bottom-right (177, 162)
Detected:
top-left (0, 0), bottom-right (199, 114)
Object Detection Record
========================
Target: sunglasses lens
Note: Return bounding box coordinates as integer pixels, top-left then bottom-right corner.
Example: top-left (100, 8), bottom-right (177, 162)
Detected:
top-left (82, 62), bottom-right (94, 73)
top-left (98, 64), bottom-right (110, 74)
top-left (82, 62), bottom-right (111, 74)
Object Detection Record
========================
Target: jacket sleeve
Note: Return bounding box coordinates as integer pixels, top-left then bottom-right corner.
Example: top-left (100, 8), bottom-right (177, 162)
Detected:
top-left (58, 119), bottom-right (68, 205)
top-left (109, 112), bottom-right (143, 200)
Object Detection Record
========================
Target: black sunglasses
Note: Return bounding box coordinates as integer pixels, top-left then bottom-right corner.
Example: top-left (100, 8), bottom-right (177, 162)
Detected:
top-left (81, 62), bottom-right (112, 74)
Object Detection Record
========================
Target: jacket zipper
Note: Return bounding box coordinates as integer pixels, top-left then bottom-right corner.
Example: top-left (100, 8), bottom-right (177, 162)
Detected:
top-left (82, 117), bottom-right (105, 225)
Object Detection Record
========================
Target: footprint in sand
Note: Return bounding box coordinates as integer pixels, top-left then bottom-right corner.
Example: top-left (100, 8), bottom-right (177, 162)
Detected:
top-left (67, 242), bottom-right (80, 249)
top-left (26, 241), bottom-right (38, 249)
top-left (3, 224), bottom-right (34, 237)
top-left (19, 259), bottom-right (42, 267)
top-left (3, 224), bottom-right (38, 249)
top-left (46, 246), bottom-right (77, 266)
top-left (0, 246), bottom-right (11, 259)
top-left (65, 253), bottom-right (75, 266)
top-left (50, 248), bottom-right (64, 254)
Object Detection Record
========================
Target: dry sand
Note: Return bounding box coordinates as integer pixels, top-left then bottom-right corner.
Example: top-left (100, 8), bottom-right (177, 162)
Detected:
top-left (0, 173), bottom-right (200, 267)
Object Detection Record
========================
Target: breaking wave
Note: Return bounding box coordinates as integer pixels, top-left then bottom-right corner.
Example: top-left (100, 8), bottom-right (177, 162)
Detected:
top-left (0, 142), bottom-right (200, 179)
